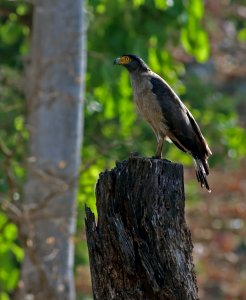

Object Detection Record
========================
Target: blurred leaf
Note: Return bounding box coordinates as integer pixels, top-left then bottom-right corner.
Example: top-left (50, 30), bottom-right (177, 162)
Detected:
top-left (154, 0), bottom-right (168, 10)
top-left (187, 0), bottom-right (204, 20)
top-left (133, 0), bottom-right (144, 7)
top-left (0, 21), bottom-right (22, 45)
top-left (194, 30), bottom-right (210, 62)
top-left (237, 27), bottom-right (246, 41)
top-left (16, 4), bottom-right (29, 16)
top-left (0, 292), bottom-right (10, 300)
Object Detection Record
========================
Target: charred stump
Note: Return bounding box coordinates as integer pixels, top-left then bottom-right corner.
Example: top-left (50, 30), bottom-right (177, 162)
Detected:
top-left (85, 156), bottom-right (199, 300)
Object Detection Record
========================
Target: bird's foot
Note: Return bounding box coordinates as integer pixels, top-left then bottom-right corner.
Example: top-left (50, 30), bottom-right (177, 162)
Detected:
top-left (151, 154), bottom-right (162, 159)
top-left (130, 151), bottom-right (140, 158)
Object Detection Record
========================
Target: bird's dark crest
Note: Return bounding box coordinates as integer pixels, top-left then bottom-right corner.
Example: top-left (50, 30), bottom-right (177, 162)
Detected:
top-left (121, 54), bottom-right (150, 71)
top-left (122, 54), bottom-right (142, 63)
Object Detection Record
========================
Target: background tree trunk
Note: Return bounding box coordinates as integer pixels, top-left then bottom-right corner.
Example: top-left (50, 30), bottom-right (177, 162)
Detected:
top-left (14, 1), bottom-right (86, 299)
top-left (86, 156), bottom-right (199, 300)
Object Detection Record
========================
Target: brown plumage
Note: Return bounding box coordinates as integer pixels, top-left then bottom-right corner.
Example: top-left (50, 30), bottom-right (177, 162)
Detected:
top-left (114, 54), bottom-right (212, 191)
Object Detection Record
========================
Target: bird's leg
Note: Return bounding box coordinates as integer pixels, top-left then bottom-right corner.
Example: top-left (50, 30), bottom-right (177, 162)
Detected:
top-left (153, 136), bottom-right (164, 159)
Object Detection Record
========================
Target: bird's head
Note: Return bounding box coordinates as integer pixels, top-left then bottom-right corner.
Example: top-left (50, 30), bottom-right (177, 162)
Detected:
top-left (114, 54), bottom-right (149, 73)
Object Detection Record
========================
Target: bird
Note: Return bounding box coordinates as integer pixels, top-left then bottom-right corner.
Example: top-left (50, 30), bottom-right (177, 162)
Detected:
top-left (114, 54), bottom-right (212, 192)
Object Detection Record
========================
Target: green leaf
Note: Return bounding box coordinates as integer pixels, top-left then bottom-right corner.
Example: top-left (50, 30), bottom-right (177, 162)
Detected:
top-left (11, 244), bottom-right (24, 262)
top-left (3, 224), bottom-right (17, 241)
top-left (181, 27), bottom-right (192, 52)
top-left (133, 0), bottom-right (145, 7)
top-left (16, 4), bottom-right (29, 16)
top-left (188, 0), bottom-right (204, 20)
top-left (0, 292), bottom-right (10, 300)
top-left (0, 21), bottom-right (22, 45)
top-left (148, 48), bottom-right (161, 73)
top-left (194, 29), bottom-right (210, 62)
top-left (237, 28), bottom-right (246, 42)
top-left (154, 0), bottom-right (168, 10)
top-left (181, 25), bottom-right (210, 62)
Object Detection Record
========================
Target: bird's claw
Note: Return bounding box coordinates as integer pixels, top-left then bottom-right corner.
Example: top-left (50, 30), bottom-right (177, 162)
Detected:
top-left (130, 151), bottom-right (140, 158)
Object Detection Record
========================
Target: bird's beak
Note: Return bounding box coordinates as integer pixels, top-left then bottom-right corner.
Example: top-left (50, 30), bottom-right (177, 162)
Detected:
top-left (113, 57), bottom-right (121, 65)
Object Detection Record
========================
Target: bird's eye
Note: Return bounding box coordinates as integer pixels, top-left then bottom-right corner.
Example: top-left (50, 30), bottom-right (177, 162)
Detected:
top-left (120, 56), bottom-right (132, 64)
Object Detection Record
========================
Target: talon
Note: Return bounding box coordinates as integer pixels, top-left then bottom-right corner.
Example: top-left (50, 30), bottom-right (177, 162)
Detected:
top-left (130, 151), bottom-right (140, 158)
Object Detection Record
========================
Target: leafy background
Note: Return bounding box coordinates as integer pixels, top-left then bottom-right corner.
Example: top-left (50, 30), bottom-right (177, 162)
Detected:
top-left (0, 0), bottom-right (246, 299)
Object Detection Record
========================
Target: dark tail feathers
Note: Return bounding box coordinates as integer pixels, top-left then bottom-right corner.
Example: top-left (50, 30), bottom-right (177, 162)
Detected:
top-left (193, 158), bottom-right (211, 192)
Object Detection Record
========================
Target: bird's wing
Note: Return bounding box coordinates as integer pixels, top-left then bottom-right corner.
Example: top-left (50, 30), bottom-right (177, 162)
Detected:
top-left (150, 75), bottom-right (211, 159)
top-left (185, 109), bottom-right (212, 156)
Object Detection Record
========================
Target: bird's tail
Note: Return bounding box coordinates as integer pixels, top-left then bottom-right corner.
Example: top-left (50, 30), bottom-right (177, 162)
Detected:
top-left (193, 158), bottom-right (211, 192)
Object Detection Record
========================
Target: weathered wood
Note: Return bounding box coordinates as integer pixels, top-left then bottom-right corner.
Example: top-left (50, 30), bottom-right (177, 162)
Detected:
top-left (85, 156), bottom-right (199, 300)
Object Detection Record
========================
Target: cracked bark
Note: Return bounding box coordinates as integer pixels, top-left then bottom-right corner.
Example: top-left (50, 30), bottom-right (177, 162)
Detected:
top-left (86, 156), bottom-right (199, 300)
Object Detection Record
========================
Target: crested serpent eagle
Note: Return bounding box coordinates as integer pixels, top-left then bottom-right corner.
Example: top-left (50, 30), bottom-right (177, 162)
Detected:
top-left (114, 54), bottom-right (212, 192)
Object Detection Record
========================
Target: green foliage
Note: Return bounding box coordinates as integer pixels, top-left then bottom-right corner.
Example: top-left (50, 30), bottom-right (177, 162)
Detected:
top-left (0, 1), bottom-right (30, 66)
top-left (84, 0), bottom-right (244, 208)
top-left (180, 0), bottom-right (210, 62)
top-left (0, 66), bottom-right (27, 197)
top-left (0, 0), bottom-right (246, 298)
top-left (84, 0), bottom-right (211, 201)
top-left (237, 27), bottom-right (246, 42)
top-left (183, 74), bottom-right (246, 165)
top-left (0, 212), bottom-right (23, 295)
top-left (0, 1), bottom-right (30, 296)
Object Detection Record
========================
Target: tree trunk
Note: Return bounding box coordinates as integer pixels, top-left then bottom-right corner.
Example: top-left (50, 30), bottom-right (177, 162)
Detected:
top-left (86, 156), bottom-right (199, 300)
top-left (14, 1), bottom-right (86, 299)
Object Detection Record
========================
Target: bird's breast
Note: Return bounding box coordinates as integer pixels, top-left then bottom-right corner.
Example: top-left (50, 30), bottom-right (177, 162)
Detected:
top-left (131, 75), bottom-right (168, 136)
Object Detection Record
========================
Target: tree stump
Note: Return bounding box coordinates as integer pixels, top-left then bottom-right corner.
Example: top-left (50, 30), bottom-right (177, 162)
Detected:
top-left (85, 156), bottom-right (199, 300)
